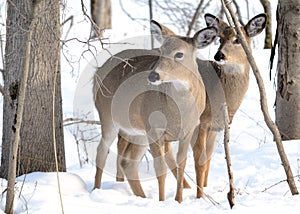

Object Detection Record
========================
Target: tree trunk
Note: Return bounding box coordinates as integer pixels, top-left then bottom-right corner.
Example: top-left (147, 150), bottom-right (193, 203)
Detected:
top-left (275, 0), bottom-right (300, 140)
top-left (1, 0), bottom-right (66, 179)
top-left (260, 0), bottom-right (272, 49)
top-left (91, 0), bottom-right (112, 37)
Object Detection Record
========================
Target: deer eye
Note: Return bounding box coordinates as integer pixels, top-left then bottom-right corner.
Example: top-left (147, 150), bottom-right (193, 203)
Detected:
top-left (233, 38), bottom-right (240, 44)
top-left (174, 52), bottom-right (184, 60)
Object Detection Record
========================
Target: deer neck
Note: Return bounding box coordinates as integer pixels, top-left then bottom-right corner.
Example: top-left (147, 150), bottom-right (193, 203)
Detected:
top-left (221, 61), bottom-right (250, 122)
top-left (223, 61), bottom-right (250, 75)
top-left (169, 66), bottom-right (206, 119)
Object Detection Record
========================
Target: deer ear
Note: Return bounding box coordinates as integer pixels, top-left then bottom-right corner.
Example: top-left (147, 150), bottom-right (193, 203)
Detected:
top-left (193, 27), bottom-right (217, 49)
top-left (150, 20), bottom-right (175, 43)
top-left (150, 20), bottom-right (163, 36)
top-left (150, 21), bottom-right (176, 36)
top-left (244, 13), bottom-right (267, 37)
top-left (204, 13), bottom-right (228, 33)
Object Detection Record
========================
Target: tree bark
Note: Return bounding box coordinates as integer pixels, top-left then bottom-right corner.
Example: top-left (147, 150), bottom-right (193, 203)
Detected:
top-left (260, 0), bottom-right (272, 49)
top-left (5, 1), bottom-right (37, 211)
top-left (275, 0), bottom-right (300, 140)
top-left (1, 1), bottom-right (66, 179)
top-left (90, 0), bottom-right (112, 37)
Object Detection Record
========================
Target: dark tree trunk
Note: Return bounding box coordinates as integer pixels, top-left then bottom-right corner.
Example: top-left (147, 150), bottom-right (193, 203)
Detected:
top-left (275, 0), bottom-right (300, 140)
top-left (1, 1), bottom-right (66, 179)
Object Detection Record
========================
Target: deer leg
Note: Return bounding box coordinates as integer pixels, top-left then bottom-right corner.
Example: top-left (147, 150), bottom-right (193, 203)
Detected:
top-left (121, 142), bottom-right (147, 198)
top-left (164, 142), bottom-right (191, 189)
top-left (175, 132), bottom-right (193, 203)
top-left (192, 124), bottom-right (208, 198)
top-left (203, 130), bottom-right (217, 187)
top-left (149, 141), bottom-right (167, 201)
top-left (204, 159), bottom-right (211, 187)
top-left (94, 127), bottom-right (117, 189)
top-left (116, 135), bottom-right (128, 182)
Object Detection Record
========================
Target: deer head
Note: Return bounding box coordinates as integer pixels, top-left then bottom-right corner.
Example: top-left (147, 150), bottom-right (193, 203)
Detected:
top-left (204, 13), bottom-right (266, 66)
top-left (148, 20), bottom-right (217, 89)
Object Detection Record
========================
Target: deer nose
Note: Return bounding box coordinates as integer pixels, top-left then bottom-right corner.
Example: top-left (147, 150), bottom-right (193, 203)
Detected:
top-left (148, 71), bottom-right (160, 82)
top-left (214, 51), bottom-right (226, 61)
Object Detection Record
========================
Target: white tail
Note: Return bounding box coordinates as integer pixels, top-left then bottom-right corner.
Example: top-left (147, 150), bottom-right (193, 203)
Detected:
top-left (93, 21), bottom-right (217, 202)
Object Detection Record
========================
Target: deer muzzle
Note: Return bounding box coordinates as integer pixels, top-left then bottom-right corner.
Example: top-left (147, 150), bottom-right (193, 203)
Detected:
top-left (148, 71), bottom-right (160, 83)
top-left (214, 50), bottom-right (226, 61)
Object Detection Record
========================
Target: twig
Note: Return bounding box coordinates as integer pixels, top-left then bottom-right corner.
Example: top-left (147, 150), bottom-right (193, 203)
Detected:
top-left (186, 0), bottom-right (205, 37)
top-left (149, 0), bottom-right (154, 48)
top-left (183, 171), bottom-right (223, 209)
top-left (222, 0), bottom-right (299, 196)
top-left (63, 117), bottom-right (100, 126)
top-left (222, 103), bottom-right (235, 208)
top-left (232, 0), bottom-right (245, 26)
top-left (262, 175), bottom-right (300, 193)
top-left (119, 0), bottom-right (148, 23)
top-left (61, 15), bottom-right (74, 40)
top-left (52, 25), bottom-right (65, 214)
top-left (221, 0), bottom-right (235, 30)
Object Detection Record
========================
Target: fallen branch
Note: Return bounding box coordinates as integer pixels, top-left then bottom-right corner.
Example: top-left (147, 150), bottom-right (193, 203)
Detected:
top-left (63, 117), bottom-right (100, 126)
top-left (262, 175), bottom-right (300, 193)
top-left (222, 0), bottom-right (299, 196)
top-left (222, 103), bottom-right (235, 208)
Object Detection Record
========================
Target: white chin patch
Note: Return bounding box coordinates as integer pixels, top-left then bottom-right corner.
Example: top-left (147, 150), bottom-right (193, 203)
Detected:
top-left (215, 60), bottom-right (226, 65)
top-left (149, 80), bottom-right (163, 85)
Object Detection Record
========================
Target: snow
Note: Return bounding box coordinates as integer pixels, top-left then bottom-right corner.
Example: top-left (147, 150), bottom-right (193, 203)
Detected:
top-left (0, 0), bottom-right (300, 213)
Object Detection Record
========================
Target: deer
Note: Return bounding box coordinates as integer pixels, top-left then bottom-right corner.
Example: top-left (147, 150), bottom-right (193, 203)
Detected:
top-left (113, 13), bottom-right (267, 202)
top-left (93, 20), bottom-right (217, 203)
top-left (192, 13), bottom-right (267, 198)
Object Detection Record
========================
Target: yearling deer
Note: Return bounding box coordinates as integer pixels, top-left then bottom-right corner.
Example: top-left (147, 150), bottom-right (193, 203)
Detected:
top-left (93, 21), bottom-right (217, 202)
top-left (192, 13), bottom-right (267, 198)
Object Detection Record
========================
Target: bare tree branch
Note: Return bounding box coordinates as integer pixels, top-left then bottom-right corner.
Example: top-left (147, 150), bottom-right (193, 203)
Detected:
top-left (262, 175), bottom-right (300, 193)
top-left (232, 0), bottom-right (245, 26)
top-left (119, 0), bottom-right (148, 23)
top-left (222, 103), bottom-right (235, 209)
top-left (61, 15), bottom-right (74, 40)
top-left (81, 0), bottom-right (104, 42)
top-left (245, 0), bottom-right (250, 20)
top-left (186, 0), bottom-right (205, 36)
top-left (64, 117), bottom-right (101, 126)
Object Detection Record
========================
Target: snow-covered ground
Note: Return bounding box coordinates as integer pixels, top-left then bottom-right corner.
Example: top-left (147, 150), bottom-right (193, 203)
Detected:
top-left (0, 0), bottom-right (299, 213)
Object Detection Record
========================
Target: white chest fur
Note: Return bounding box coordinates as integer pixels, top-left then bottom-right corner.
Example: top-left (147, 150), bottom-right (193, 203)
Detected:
top-left (223, 63), bottom-right (245, 74)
